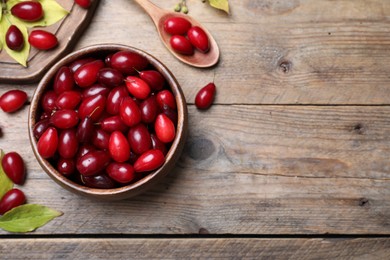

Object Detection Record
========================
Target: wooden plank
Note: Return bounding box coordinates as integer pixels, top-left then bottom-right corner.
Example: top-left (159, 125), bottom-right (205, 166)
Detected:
top-left (66, 0), bottom-right (390, 104)
top-left (0, 238), bottom-right (389, 259)
top-left (0, 105), bottom-right (389, 235)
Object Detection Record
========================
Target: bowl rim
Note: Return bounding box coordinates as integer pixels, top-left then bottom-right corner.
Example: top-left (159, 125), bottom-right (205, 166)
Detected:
top-left (28, 43), bottom-right (188, 200)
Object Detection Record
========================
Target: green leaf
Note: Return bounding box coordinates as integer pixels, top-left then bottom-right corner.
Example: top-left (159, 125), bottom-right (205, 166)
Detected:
top-left (0, 204), bottom-right (63, 233)
top-left (1, 14), bottom-right (30, 67)
top-left (208, 0), bottom-right (230, 14)
top-left (8, 0), bottom-right (69, 28)
top-left (0, 150), bottom-right (14, 199)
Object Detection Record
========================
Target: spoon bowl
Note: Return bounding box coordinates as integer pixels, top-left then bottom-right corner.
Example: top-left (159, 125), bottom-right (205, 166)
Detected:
top-left (134, 0), bottom-right (219, 68)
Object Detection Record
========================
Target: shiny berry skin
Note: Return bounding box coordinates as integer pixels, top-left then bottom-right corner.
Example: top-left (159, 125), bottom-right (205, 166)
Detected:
top-left (77, 144), bottom-right (96, 159)
top-left (81, 173), bottom-right (116, 189)
top-left (125, 76), bottom-right (151, 100)
top-left (106, 86), bottom-right (128, 115)
top-left (0, 189), bottom-right (26, 215)
top-left (119, 97), bottom-right (142, 127)
top-left (98, 68), bottom-right (124, 88)
top-left (53, 66), bottom-right (74, 94)
top-left (156, 90), bottom-right (176, 110)
top-left (28, 30), bottom-right (58, 50)
top-left (151, 134), bottom-right (168, 155)
top-left (139, 70), bottom-right (165, 91)
top-left (195, 82), bottom-right (216, 110)
top-left (0, 90), bottom-right (27, 113)
top-left (69, 58), bottom-right (95, 73)
top-left (41, 90), bottom-right (57, 113)
top-left (57, 158), bottom-right (76, 177)
top-left (6, 25), bottom-right (24, 51)
top-left (56, 90), bottom-right (82, 110)
top-left (100, 115), bottom-right (128, 133)
top-left (50, 109), bottom-right (79, 129)
top-left (170, 35), bottom-right (194, 55)
top-left (92, 128), bottom-right (110, 150)
top-left (78, 94), bottom-right (106, 121)
top-left (11, 1), bottom-right (43, 22)
top-left (1, 152), bottom-right (25, 185)
top-left (81, 84), bottom-right (110, 99)
top-left (109, 131), bottom-right (131, 162)
top-left (75, 0), bottom-right (91, 9)
top-left (33, 118), bottom-right (51, 139)
top-left (128, 124), bottom-right (152, 155)
top-left (140, 95), bottom-right (158, 124)
top-left (58, 129), bottom-right (79, 159)
top-left (187, 26), bottom-right (210, 53)
top-left (106, 162), bottom-right (135, 184)
top-left (163, 17), bottom-right (191, 35)
top-left (76, 116), bottom-right (95, 143)
top-left (161, 104), bottom-right (178, 126)
top-left (134, 149), bottom-right (165, 172)
top-left (74, 60), bottom-right (105, 88)
top-left (110, 51), bottom-right (149, 75)
top-left (155, 114), bottom-right (176, 143)
top-left (76, 150), bottom-right (111, 177)
top-left (37, 127), bottom-right (58, 159)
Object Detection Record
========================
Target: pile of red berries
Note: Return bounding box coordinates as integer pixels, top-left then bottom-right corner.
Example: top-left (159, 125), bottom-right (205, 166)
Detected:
top-left (5, 0), bottom-right (92, 52)
top-left (163, 16), bottom-right (210, 56)
top-left (0, 152), bottom-right (26, 215)
top-left (32, 50), bottom-right (178, 189)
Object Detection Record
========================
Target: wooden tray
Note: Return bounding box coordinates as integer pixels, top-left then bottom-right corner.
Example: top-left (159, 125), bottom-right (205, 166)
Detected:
top-left (0, 0), bottom-right (99, 84)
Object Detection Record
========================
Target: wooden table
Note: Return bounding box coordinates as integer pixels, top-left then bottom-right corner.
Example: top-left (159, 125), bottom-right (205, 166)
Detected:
top-left (1, 0), bottom-right (390, 258)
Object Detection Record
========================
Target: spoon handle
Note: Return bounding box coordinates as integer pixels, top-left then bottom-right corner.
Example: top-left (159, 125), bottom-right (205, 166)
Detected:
top-left (133, 0), bottom-right (166, 25)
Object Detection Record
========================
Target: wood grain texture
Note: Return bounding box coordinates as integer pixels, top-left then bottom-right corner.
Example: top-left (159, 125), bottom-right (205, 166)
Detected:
top-left (0, 238), bottom-right (389, 259)
top-left (0, 106), bottom-right (389, 235)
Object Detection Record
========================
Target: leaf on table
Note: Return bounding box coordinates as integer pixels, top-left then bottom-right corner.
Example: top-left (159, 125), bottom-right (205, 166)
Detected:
top-left (0, 204), bottom-right (63, 233)
top-left (208, 0), bottom-right (230, 14)
top-left (7, 0), bottom-right (69, 28)
top-left (1, 15), bottom-right (30, 67)
top-left (0, 150), bottom-right (14, 199)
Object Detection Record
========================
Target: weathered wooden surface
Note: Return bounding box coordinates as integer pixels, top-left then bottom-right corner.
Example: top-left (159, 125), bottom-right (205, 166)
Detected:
top-left (0, 0), bottom-right (390, 258)
top-left (0, 238), bottom-right (389, 259)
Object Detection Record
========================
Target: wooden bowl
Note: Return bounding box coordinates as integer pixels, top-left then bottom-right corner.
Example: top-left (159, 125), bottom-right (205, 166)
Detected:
top-left (28, 44), bottom-right (188, 200)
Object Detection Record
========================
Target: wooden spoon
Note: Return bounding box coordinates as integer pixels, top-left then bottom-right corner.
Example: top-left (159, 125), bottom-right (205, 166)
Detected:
top-left (134, 0), bottom-right (219, 68)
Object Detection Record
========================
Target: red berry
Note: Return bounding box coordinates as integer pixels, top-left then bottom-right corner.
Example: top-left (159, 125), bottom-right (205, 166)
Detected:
top-left (139, 70), bottom-right (165, 91)
top-left (106, 86), bottom-right (128, 115)
top-left (76, 150), bottom-right (111, 177)
top-left (151, 134), bottom-right (168, 155)
top-left (41, 90), bottom-right (57, 113)
top-left (76, 116), bottom-right (95, 143)
top-left (154, 114), bottom-right (176, 143)
top-left (33, 118), bottom-right (51, 139)
top-left (56, 90), bottom-right (82, 110)
top-left (106, 163), bottom-right (135, 184)
top-left (6, 25), bottom-right (24, 51)
top-left (50, 109), bottom-right (79, 129)
top-left (69, 58), bottom-right (95, 73)
top-left (0, 90), bottom-right (27, 113)
top-left (75, 0), bottom-right (91, 9)
top-left (0, 189), bottom-right (26, 215)
top-left (140, 95), bottom-right (158, 124)
top-left (81, 84), bottom-right (110, 99)
top-left (57, 158), bottom-right (76, 177)
top-left (53, 66), bottom-right (75, 94)
top-left (187, 26), bottom-right (210, 53)
top-left (134, 149), bottom-right (165, 172)
top-left (37, 127), bottom-right (58, 159)
top-left (119, 97), bottom-right (142, 127)
top-left (74, 60), bottom-right (105, 88)
top-left (100, 115), bottom-right (128, 133)
top-left (127, 124), bottom-right (151, 155)
top-left (81, 173), bottom-right (116, 189)
top-left (110, 51), bottom-right (149, 75)
top-left (125, 76), bottom-right (151, 100)
top-left (156, 90), bottom-right (176, 110)
top-left (97, 68), bottom-right (124, 88)
top-left (109, 131), bottom-right (131, 162)
top-left (78, 94), bottom-right (106, 121)
top-left (1, 152), bottom-right (26, 185)
top-left (58, 129), bottom-right (79, 159)
top-left (170, 35), bottom-right (194, 55)
top-left (11, 1), bottom-right (43, 22)
top-left (163, 17), bottom-right (191, 35)
top-left (195, 82), bottom-right (216, 110)
top-left (92, 128), bottom-right (110, 150)
top-left (28, 30), bottom-right (58, 50)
